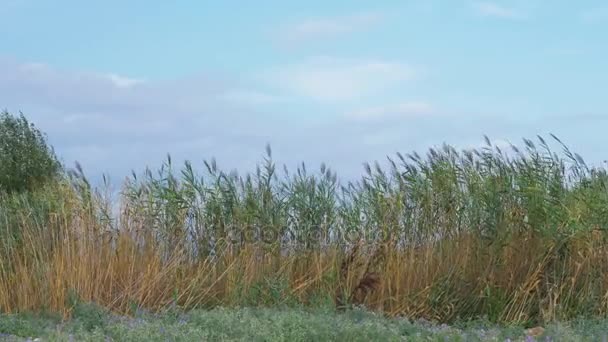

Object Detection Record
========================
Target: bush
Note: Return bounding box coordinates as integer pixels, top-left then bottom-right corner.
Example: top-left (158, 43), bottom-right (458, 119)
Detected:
top-left (0, 110), bottom-right (61, 193)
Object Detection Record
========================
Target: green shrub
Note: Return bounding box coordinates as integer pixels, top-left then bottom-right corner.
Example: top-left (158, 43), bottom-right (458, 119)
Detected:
top-left (67, 290), bottom-right (109, 332)
top-left (0, 110), bottom-right (61, 194)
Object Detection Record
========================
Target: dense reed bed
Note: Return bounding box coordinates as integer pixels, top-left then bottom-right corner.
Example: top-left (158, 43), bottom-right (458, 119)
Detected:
top-left (1, 136), bottom-right (608, 325)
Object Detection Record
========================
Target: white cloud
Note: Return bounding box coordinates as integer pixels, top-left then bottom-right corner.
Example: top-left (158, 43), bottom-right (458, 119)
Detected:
top-left (105, 74), bottom-right (144, 88)
top-left (0, 57), bottom-right (443, 184)
top-left (473, 2), bottom-right (525, 20)
top-left (0, 58), bottom-right (284, 179)
top-left (347, 102), bottom-right (434, 121)
top-left (5, 58), bottom-right (602, 186)
top-left (263, 57), bottom-right (418, 102)
top-left (280, 12), bottom-right (384, 42)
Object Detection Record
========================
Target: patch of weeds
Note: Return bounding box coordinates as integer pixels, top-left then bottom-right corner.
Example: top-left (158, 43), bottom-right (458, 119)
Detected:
top-left (0, 313), bottom-right (54, 338)
top-left (244, 275), bottom-right (298, 307)
top-left (305, 289), bottom-right (336, 311)
top-left (481, 285), bottom-right (509, 322)
top-left (67, 290), bottom-right (109, 332)
top-left (453, 317), bottom-right (524, 341)
top-left (494, 325), bottom-right (526, 341)
top-left (546, 318), bottom-right (608, 341)
top-left (4, 306), bottom-right (608, 341)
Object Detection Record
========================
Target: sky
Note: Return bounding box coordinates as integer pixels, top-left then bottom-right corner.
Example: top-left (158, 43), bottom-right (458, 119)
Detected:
top-left (1, 0), bottom-right (607, 184)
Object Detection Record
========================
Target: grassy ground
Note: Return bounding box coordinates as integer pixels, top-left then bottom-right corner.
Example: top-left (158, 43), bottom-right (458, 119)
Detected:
top-left (0, 306), bottom-right (607, 341)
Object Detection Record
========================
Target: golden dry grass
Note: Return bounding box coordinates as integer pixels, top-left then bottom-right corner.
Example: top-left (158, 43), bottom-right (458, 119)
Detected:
top-left (2, 205), bottom-right (608, 326)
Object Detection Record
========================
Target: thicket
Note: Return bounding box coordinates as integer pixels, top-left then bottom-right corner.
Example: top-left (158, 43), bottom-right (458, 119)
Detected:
top-left (1, 111), bottom-right (608, 325)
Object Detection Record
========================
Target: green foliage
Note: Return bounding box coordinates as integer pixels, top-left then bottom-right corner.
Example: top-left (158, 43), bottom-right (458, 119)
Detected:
top-left (121, 134), bottom-right (607, 256)
top-left (0, 110), bottom-right (61, 194)
top-left (244, 276), bottom-right (297, 307)
top-left (2, 307), bottom-right (608, 341)
top-left (67, 291), bottom-right (109, 332)
top-left (0, 314), bottom-right (57, 339)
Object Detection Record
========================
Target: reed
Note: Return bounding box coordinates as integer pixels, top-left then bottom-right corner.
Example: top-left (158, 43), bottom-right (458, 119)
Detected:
top-left (1, 135), bottom-right (608, 325)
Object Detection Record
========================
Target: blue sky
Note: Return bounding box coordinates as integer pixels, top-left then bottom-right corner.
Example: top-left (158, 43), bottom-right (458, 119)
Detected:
top-left (1, 0), bottom-right (607, 182)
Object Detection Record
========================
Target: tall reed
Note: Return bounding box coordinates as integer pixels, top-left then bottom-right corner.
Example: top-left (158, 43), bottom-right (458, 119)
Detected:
top-left (1, 136), bottom-right (608, 325)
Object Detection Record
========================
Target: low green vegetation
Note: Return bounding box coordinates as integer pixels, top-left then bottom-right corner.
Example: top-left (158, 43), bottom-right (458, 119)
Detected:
top-left (0, 306), bottom-right (606, 341)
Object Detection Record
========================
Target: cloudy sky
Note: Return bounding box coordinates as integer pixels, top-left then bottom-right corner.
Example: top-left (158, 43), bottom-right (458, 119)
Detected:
top-left (1, 0), bottom-right (607, 183)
